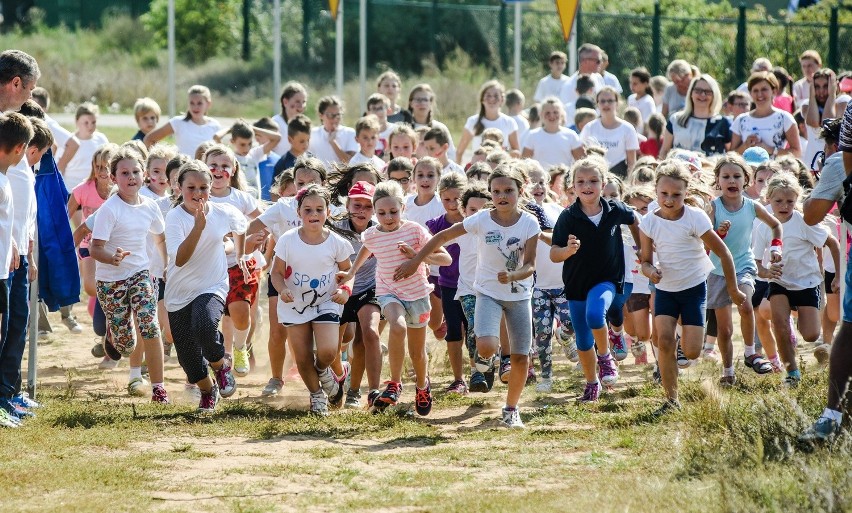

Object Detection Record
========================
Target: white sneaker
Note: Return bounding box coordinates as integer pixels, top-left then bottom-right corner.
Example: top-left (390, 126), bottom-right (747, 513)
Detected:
top-left (557, 324), bottom-right (579, 362)
top-left (233, 347), bottom-right (250, 377)
top-left (127, 377), bottom-right (149, 397)
top-left (62, 316), bottom-right (83, 334)
top-left (535, 377), bottom-right (553, 393)
top-left (310, 390), bottom-right (329, 416)
top-left (184, 383), bottom-right (202, 404)
top-left (98, 356), bottom-right (118, 370)
top-left (317, 366), bottom-right (340, 399)
top-left (261, 378), bottom-right (284, 397)
top-left (501, 407), bottom-right (525, 429)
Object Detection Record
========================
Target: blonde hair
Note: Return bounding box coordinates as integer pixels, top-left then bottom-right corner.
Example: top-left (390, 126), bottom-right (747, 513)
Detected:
top-left (203, 143), bottom-right (246, 191)
top-left (87, 143), bottom-right (119, 183)
top-left (570, 156), bottom-right (608, 185)
top-left (765, 172), bottom-right (803, 201)
top-left (184, 85), bottom-right (212, 120)
top-left (146, 144), bottom-right (177, 171)
top-left (372, 179), bottom-right (406, 206)
top-left (438, 172), bottom-right (467, 194)
top-left (655, 159), bottom-right (692, 188)
top-left (133, 97), bottom-right (161, 121)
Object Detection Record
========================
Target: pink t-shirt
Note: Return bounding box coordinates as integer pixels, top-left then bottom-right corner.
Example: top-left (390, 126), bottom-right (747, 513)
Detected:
top-left (72, 179), bottom-right (107, 249)
top-left (361, 220), bottom-right (434, 301)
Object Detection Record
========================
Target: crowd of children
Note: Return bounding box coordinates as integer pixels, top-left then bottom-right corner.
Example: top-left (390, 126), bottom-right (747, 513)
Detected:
top-left (0, 47), bottom-right (848, 438)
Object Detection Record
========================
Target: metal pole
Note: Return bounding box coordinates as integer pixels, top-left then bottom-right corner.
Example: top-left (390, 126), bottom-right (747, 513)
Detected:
top-left (167, 0), bottom-right (176, 117)
top-left (26, 225), bottom-right (38, 399)
top-left (360, 0), bottom-right (367, 113)
top-left (514, 2), bottom-right (522, 90)
top-left (736, 4), bottom-right (747, 84)
top-left (274, 0), bottom-right (281, 112)
top-left (568, 12), bottom-right (577, 74)
top-left (336, 1), bottom-right (344, 98)
top-left (651, 2), bottom-right (661, 76)
top-left (242, 0), bottom-right (251, 61)
top-left (829, 6), bottom-right (839, 71)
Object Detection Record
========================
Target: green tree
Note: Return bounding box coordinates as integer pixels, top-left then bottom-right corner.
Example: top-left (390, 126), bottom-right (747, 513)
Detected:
top-left (142, 0), bottom-right (242, 64)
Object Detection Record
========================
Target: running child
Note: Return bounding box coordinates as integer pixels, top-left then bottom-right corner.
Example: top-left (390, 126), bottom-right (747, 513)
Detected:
top-left (145, 85), bottom-right (220, 157)
top-left (272, 81), bottom-right (308, 156)
top-left (386, 124), bottom-right (418, 161)
top-left (377, 70), bottom-right (413, 124)
top-left (57, 102), bottom-right (110, 191)
top-left (522, 97), bottom-right (585, 170)
top-left (348, 115), bottom-right (385, 171)
top-left (455, 80), bottom-right (520, 161)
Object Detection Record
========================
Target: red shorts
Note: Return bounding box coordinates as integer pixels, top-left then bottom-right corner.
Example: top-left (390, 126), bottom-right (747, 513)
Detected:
top-left (226, 264), bottom-right (260, 306)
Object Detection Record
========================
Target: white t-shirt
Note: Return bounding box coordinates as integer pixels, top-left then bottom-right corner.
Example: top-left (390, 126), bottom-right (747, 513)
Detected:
top-left (559, 72), bottom-right (605, 108)
top-left (208, 188), bottom-right (259, 267)
top-left (169, 116), bottom-right (221, 157)
top-left (7, 158), bottom-right (35, 257)
top-left (534, 74), bottom-right (571, 102)
top-left (235, 145), bottom-right (268, 199)
top-left (45, 115), bottom-right (72, 155)
top-left (62, 131), bottom-right (109, 191)
top-left (580, 119), bottom-right (640, 168)
top-left (463, 113), bottom-right (519, 151)
top-left (271, 114), bottom-right (291, 156)
top-left (462, 209), bottom-right (541, 301)
top-left (754, 210), bottom-right (828, 291)
top-left (139, 186), bottom-right (169, 279)
top-left (639, 205), bottom-right (715, 292)
top-left (91, 194), bottom-right (165, 282)
top-left (308, 126), bottom-right (358, 166)
top-left (628, 94), bottom-right (657, 126)
top-left (164, 202), bottom-right (247, 312)
top-left (0, 173), bottom-right (13, 280)
top-left (603, 71), bottom-right (623, 94)
top-left (404, 194), bottom-right (446, 277)
top-left (534, 202), bottom-right (564, 290)
top-left (792, 77), bottom-right (809, 108)
top-left (523, 127), bottom-right (583, 169)
top-left (258, 196), bottom-right (300, 240)
top-left (454, 231), bottom-right (477, 299)
top-left (274, 228), bottom-right (354, 325)
top-left (511, 114), bottom-right (530, 146)
top-left (731, 109), bottom-right (796, 151)
top-left (348, 152), bottom-right (385, 173)
top-left (443, 160), bottom-right (464, 176)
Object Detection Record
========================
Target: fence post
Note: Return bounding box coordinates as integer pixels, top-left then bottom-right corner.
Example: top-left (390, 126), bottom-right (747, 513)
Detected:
top-left (242, 0), bottom-right (251, 61)
top-left (651, 2), bottom-right (661, 76)
top-left (303, 0), bottom-right (311, 61)
top-left (736, 3), bottom-right (746, 84)
top-left (576, 4), bottom-right (583, 52)
top-left (500, 2), bottom-right (508, 72)
top-left (430, 0), bottom-right (437, 58)
top-left (829, 6), bottom-right (839, 71)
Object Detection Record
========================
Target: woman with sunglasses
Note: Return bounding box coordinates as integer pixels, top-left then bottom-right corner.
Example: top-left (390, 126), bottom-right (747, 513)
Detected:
top-left (659, 74), bottom-right (732, 159)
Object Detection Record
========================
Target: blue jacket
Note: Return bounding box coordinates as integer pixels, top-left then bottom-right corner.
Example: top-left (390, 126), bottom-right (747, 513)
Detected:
top-left (35, 149), bottom-right (80, 311)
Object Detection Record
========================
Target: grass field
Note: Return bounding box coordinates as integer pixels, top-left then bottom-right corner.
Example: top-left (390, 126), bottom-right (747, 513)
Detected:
top-left (2, 303), bottom-right (850, 513)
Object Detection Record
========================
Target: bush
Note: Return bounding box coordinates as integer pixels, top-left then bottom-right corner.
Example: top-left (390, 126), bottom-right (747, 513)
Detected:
top-left (142, 0), bottom-right (242, 64)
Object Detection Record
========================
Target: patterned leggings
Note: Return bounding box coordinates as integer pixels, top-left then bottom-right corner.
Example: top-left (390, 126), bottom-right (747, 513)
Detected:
top-left (459, 294), bottom-right (477, 359)
top-left (96, 270), bottom-right (160, 357)
top-left (168, 293), bottom-right (226, 384)
top-left (532, 287), bottom-right (572, 378)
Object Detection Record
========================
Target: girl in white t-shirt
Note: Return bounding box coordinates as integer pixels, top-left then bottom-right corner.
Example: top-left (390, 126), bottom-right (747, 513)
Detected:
top-left (455, 80), bottom-right (520, 163)
top-left (164, 160), bottom-right (246, 412)
top-left (628, 68), bottom-right (657, 127)
top-left (522, 97), bottom-right (585, 170)
top-left (89, 148), bottom-right (169, 404)
top-left (204, 144), bottom-right (264, 377)
top-left (57, 102), bottom-right (110, 191)
top-left (272, 81), bottom-right (308, 156)
top-left (342, 181), bottom-right (451, 416)
top-left (580, 87), bottom-right (639, 177)
top-left (622, 187), bottom-right (654, 365)
top-left (639, 161), bottom-right (743, 413)
top-left (270, 185), bottom-right (355, 415)
top-left (396, 164), bottom-right (541, 429)
top-left (144, 85), bottom-right (221, 157)
top-left (407, 84), bottom-right (456, 161)
top-left (755, 174), bottom-right (840, 387)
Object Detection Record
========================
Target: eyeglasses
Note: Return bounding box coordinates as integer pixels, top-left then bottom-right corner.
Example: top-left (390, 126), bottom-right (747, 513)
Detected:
top-left (692, 88), bottom-right (713, 96)
top-left (411, 97), bottom-right (431, 104)
top-left (582, 57), bottom-right (602, 64)
top-left (733, 102), bottom-right (750, 108)
top-left (389, 177), bottom-right (410, 186)
top-left (325, 112), bottom-right (343, 119)
top-left (598, 99), bottom-right (616, 104)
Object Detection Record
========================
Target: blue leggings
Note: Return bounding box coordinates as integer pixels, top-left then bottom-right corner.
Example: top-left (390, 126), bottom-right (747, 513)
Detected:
top-left (568, 282), bottom-right (616, 352)
top-left (606, 282), bottom-right (633, 327)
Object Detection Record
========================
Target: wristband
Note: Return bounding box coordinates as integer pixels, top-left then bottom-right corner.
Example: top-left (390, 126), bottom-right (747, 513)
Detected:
top-left (339, 285), bottom-right (352, 295)
top-left (770, 238), bottom-right (783, 248)
top-left (716, 229), bottom-right (728, 239)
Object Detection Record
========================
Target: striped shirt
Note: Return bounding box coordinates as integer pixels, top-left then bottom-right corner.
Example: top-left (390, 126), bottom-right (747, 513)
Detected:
top-left (361, 221), bottom-right (434, 301)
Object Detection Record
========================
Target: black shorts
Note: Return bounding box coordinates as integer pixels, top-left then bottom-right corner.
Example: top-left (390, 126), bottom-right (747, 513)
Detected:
top-left (267, 274), bottom-right (278, 298)
top-left (751, 280), bottom-right (770, 308)
top-left (428, 275), bottom-right (442, 299)
top-left (768, 283), bottom-right (821, 309)
top-left (0, 278), bottom-right (7, 318)
top-left (340, 287), bottom-right (380, 324)
top-left (825, 271), bottom-right (837, 294)
top-left (156, 278), bottom-right (165, 302)
top-left (282, 312), bottom-right (340, 327)
top-left (440, 286), bottom-right (467, 342)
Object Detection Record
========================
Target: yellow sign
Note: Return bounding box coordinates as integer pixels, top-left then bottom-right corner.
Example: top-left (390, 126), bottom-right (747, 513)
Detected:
top-left (555, 0), bottom-right (579, 42)
top-left (329, 0), bottom-right (340, 19)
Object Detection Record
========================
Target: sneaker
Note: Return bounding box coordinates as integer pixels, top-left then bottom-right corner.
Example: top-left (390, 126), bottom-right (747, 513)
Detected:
top-left (609, 329), bottom-right (628, 361)
top-left (501, 407), bottom-right (524, 429)
top-left (62, 315), bottom-right (82, 334)
top-left (91, 338), bottom-right (106, 358)
top-left (163, 341), bottom-right (174, 362)
top-left (366, 389), bottom-right (381, 408)
top-left (233, 347), bottom-right (250, 377)
top-left (344, 389), bottom-right (362, 409)
top-left (329, 363), bottom-right (350, 408)
top-left (261, 378), bottom-right (284, 397)
top-left (814, 344), bottom-right (831, 365)
top-left (557, 324), bottom-right (579, 362)
top-left (630, 338), bottom-right (646, 359)
top-left (783, 374), bottom-right (801, 388)
top-left (525, 364), bottom-right (537, 385)
top-left (578, 381), bottom-right (601, 403)
top-left (483, 361), bottom-right (496, 391)
top-left (473, 353), bottom-right (493, 373)
top-left (469, 371), bottom-right (488, 393)
top-left (597, 353), bottom-right (619, 386)
top-left (98, 355), bottom-right (118, 370)
top-left (213, 356), bottom-right (237, 398)
top-left (719, 375), bottom-right (737, 387)
top-left (702, 348), bottom-right (720, 362)
top-left (799, 416), bottom-right (841, 445)
top-left (414, 378), bottom-right (433, 416)
top-left (651, 399), bottom-right (682, 417)
top-left (652, 365), bottom-right (662, 384)
top-left (535, 377), bottom-right (553, 393)
top-left (499, 356), bottom-right (512, 384)
top-left (151, 385), bottom-right (170, 403)
top-left (676, 339), bottom-right (690, 369)
top-left (184, 383), bottom-right (202, 404)
top-left (197, 383), bottom-right (220, 413)
top-left (372, 381), bottom-right (402, 412)
top-left (445, 379), bottom-right (468, 395)
top-left (127, 376), bottom-right (149, 397)
top-left (10, 393), bottom-right (39, 409)
top-left (309, 390), bottom-right (329, 416)
top-left (317, 366), bottom-right (340, 402)
top-left (0, 408), bottom-right (20, 428)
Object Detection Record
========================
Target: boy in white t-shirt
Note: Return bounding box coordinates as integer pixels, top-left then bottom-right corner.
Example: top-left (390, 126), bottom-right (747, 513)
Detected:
top-left (422, 126), bottom-right (464, 175)
top-left (348, 115), bottom-right (385, 171)
top-left (506, 89), bottom-right (530, 145)
top-left (308, 95), bottom-right (358, 166)
top-left (534, 51), bottom-right (571, 102)
top-left (214, 119), bottom-right (281, 198)
top-left (366, 93), bottom-right (396, 158)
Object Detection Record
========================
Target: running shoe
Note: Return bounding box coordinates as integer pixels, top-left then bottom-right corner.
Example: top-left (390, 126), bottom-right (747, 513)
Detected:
top-left (310, 390), bottom-right (329, 416)
top-left (329, 362), bottom-right (350, 408)
top-left (213, 356), bottom-right (237, 398)
top-left (799, 416), bottom-right (841, 445)
top-left (814, 344), bottom-right (831, 365)
top-left (557, 324), bottom-right (579, 362)
top-left (535, 377), bottom-right (553, 393)
top-left (197, 383), bottom-right (220, 413)
top-left (597, 353), bottom-right (619, 386)
top-left (366, 389), bottom-right (381, 408)
top-left (62, 315), bottom-right (82, 334)
top-left (233, 347), bottom-right (250, 377)
top-left (701, 347), bottom-right (720, 362)
top-left (609, 329), bottom-right (628, 361)
top-left (414, 378), bottom-right (433, 416)
top-left (184, 383), bottom-right (202, 404)
top-left (127, 377), bottom-right (149, 397)
top-left (317, 366), bottom-right (340, 402)
top-left (718, 375), bottom-right (737, 387)
top-left (261, 378), bottom-right (284, 397)
top-left (651, 399), bottom-right (682, 417)
top-left (372, 381), bottom-right (402, 412)
top-left (91, 338), bottom-right (105, 359)
top-left (783, 374), bottom-right (801, 388)
top-left (469, 371), bottom-right (488, 393)
top-left (10, 393), bottom-right (39, 409)
top-left (344, 389), bottom-right (362, 409)
top-left (0, 408), bottom-right (20, 428)
top-left (445, 379), bottom-right (468, 395)
top-left (578, 381), bottom-right (601, 403)
top-left (151, 384), bottom-right (170, 404)
top-left (499, 356), bottom-right (512, 384)
top-left (501, 407), bottom-right (524, 429)
top-left (676, 339), bottom-right (691, 369)
top-left (98, 355), bottom-right (118, 370)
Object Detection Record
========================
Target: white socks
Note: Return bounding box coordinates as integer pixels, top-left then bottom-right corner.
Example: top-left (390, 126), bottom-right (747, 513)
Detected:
top-left (822, 408), bottom-right (843, 423)
top-left (744, 344), bottom-right (756, 358)
top-left (129, 367), bottom-right (142, 380)
top-left (234, 327), bottom-right (250, 350)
